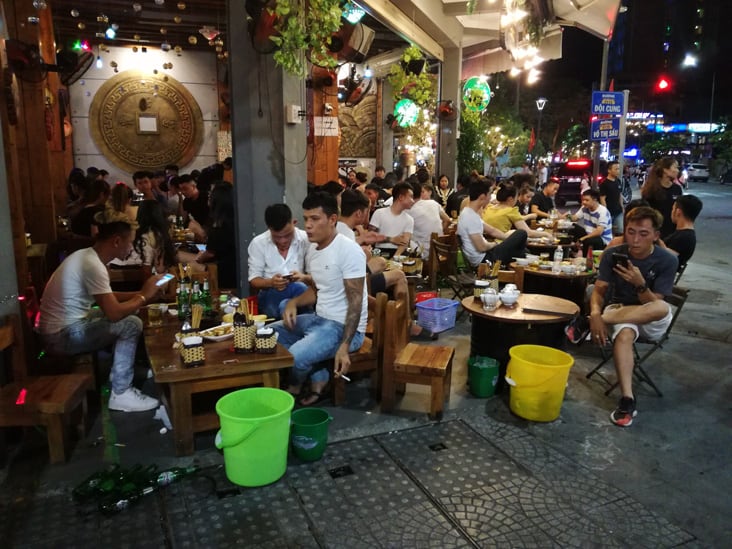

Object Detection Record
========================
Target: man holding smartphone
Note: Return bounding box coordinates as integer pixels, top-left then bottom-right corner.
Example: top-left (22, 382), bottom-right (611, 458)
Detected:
top-left (566, 207), bottom-right (677, 427)
top-left (248, 204), bottom-right (311, 320)
top-left (39, 210), bottom-right (169, 412)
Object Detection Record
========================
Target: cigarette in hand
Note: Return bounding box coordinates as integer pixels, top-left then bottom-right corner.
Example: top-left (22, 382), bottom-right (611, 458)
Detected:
top-left (340, 374), bottom-right (351, 382)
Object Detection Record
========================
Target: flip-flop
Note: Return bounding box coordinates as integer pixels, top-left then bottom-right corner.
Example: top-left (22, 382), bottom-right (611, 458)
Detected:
top-left (297, 389), bottom-right (330, 407)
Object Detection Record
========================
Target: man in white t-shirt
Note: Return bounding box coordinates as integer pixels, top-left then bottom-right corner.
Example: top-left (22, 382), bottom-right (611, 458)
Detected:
top-left (457, 180), bottom-right (528, 268)
top-left (272, 192), bottom-right (368, 406)
top-left (39, 211), bottom-right (169, 412)
top-left (407, 181), bottom-right (450, 259)
top-left (248, 204), bottom-right (311, 320)
top-left (369, 182), bottom-right (414, 257)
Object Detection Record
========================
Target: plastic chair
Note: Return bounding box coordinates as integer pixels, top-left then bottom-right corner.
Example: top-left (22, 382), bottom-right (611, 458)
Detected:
top-left (585, 286), bottom-right (689, 397)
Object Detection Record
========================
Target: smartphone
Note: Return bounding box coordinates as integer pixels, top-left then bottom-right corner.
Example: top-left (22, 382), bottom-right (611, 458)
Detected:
top-left (195, 244), bottom-right (207, 252)
top-left (612, 253), bottom-right (630, 268)
top-left (156, 273), bottom-right (175, 287)
top-left (281, 273), bottom-right (294, 281)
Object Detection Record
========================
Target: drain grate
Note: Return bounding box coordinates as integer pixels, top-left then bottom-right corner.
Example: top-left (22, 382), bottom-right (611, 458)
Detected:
top-left (429, 442), bottom-right (448, 451)
top-left (328, 464), bottom-right (355, 479)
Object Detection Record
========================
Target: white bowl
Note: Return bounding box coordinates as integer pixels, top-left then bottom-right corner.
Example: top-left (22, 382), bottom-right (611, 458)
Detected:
top-left (499, 292), bottom-right (519, 306)
top-left (514, 257), bottom-right (530, 266)
top-left (525, 254), bottom-right (540, 262)
top-left (560, 264), bottom-right (576, 274)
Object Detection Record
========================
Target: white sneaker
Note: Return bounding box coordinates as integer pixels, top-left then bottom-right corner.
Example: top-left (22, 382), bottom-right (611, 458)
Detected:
top-left (109, 387), bottom-right (159, 412)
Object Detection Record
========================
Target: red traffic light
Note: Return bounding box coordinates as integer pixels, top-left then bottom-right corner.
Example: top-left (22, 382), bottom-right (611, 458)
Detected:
top-left (655, 76), bottom-right (672, 92)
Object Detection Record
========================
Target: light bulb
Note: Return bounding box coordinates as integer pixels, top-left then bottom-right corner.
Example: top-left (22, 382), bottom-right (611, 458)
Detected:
top-left (96, 55), bottom-right (103, 69)
top-left (364, 66), bottom-right (373, 78)
top-left (105, 27), bottom-right (116, 39)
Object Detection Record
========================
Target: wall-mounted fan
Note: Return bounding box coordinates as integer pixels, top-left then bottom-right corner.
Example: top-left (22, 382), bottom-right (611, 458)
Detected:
top-left (6, 40), bottom-right (93, 85)
top-left (437, 100), bottom-right (459, 121)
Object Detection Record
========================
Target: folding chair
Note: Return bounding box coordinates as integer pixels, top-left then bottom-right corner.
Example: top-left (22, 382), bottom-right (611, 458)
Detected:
top-left (674, 262), bottom-right (687, 285)
top-left (428, 234), bottom-right (475, 301)
top-left (585, 286), bottom-right (689, 397)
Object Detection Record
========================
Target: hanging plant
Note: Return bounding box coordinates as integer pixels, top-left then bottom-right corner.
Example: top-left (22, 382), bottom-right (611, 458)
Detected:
top-left (386, 46), bottom-right (436, 109)
top-left (269, 0), bottom-right (346, 77)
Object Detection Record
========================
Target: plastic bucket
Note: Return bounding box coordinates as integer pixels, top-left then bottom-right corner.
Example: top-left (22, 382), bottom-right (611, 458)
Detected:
top-left (215, 387), bottom-right (294, 486)
top-left (468, 356), bottom-right (500, 398)
top-left (505, 345), bottom-right (574, 422)
top-left (290, 408), bottom-right (332, 462)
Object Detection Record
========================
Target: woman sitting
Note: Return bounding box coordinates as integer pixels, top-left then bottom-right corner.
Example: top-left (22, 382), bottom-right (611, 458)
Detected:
top-left (177, 182), bottom-right (237, 289)
top-left (133, 200), bottom-right (176, 276)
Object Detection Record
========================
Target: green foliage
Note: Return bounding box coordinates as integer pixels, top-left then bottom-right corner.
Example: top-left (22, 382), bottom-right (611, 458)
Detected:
top-left (271, 0), bottom-right (344, 77)
top-left (710, 119), bottom-right (732, 164)
top-left (640, 134), bottom-right (688, 163)
top-left (457, 94), bottom-right (531, 175)
top-left (562, 124), bottom-right (591, 158)
top-left (386, 46), bottom-right (436, 109)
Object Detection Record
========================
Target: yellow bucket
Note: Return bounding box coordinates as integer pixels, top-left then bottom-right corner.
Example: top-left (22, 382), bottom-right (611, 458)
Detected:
top-left (505, 345), bottom-right (574, 422)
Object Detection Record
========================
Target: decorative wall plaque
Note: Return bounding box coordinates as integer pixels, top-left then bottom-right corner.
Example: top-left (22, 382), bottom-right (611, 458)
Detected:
top-left (88, 71), bottom-right (204, 172)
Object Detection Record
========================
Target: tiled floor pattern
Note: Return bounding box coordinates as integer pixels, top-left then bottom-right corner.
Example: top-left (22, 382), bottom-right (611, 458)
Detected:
top-left (0, 419), bottom-right (695, 548)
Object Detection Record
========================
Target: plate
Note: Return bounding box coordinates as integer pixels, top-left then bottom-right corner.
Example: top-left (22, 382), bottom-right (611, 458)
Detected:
top-left (200, 323), bottom-right (234, 342)
top-left (538, 263), bottom-right (553, 270)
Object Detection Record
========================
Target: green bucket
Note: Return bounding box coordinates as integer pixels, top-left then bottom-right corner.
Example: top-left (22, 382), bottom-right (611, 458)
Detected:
top-left (468, 355), bottom-right (500, 398)
top-left (290, 408), bottom-right (332, 462)
top-left (215, 387), bottom-right (295, 487)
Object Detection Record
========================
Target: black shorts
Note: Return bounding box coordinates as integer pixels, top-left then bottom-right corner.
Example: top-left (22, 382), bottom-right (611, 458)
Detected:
top-left (368, 273), bottom-right (387, 296)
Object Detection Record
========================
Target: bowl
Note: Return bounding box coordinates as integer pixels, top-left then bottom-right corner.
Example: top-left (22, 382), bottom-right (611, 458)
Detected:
top-left (499, 291), bottom-right (519, 307)
top-left (514, 257), bottom-right (530, 266)
top-left (560, 264), bottom-right (576, 274)
top-left (525, 254), bottom-right (540, 262)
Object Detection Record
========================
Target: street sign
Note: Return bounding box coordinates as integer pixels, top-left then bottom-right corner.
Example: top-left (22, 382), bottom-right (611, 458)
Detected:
top-left (591, 118), bottom-right (620, 141)
top-left (591, 91), bottom-right (625, 115)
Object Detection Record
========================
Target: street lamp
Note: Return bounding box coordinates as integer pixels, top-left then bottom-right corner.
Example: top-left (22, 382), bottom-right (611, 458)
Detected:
top-left (535, 97), bottom-right (547, 154)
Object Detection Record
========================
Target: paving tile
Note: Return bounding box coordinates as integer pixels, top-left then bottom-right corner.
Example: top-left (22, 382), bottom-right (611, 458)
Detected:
top-left (376, 420), bottom-right (526, 497)
top-left (585, 497), bottom-right (696, 548)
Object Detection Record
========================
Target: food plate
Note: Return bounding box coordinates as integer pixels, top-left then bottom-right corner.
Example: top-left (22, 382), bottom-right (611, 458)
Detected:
top-left (200, 323), bottom-right (234, 342)
top-left (538, 263), bottom-right (553, 270)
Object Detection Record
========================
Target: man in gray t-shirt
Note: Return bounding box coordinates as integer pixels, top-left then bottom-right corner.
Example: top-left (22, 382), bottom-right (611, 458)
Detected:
top-left (585, 207), bottom-right (677, 428)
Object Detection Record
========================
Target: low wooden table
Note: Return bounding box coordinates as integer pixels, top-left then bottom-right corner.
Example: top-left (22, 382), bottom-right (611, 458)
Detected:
top-left (144, 317), bottom-right (293, 456)
top-left (511, 263), bottom-right (596, 312)
top-left (461, 294), bottom-right (579, 393)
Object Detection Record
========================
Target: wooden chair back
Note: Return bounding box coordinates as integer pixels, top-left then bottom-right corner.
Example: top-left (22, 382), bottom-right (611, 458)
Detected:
top-left (382, 293), bottom-right (411, 374)
top-left (333, 292), bottom-right (388, 405)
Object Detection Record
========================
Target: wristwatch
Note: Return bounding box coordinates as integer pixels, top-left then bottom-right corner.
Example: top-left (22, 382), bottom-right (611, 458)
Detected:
top-left (635, 283), bottom-right (648, 293)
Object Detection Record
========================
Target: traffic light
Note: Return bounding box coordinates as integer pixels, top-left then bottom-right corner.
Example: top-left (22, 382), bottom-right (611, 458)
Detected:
top-left (655, 75), bottom-right (672, 92)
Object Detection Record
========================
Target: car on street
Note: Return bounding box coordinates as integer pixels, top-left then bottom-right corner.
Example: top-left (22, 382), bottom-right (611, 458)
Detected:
top-left (685, 163), bottom-right (709, 182)
top-left (549, 159), bottom-right (607, 206)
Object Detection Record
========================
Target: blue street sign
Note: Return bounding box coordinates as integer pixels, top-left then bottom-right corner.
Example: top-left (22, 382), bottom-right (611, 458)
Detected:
top-left (591, 118), bottom-right (620, 141)
top-left (591, 91), bottom-right (625, 115)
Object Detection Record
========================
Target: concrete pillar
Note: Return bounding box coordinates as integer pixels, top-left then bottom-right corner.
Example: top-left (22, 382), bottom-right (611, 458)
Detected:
top-left (437, 46), bottom-right (462, 186)
top-left (228, 1), bottom-right (307, 292)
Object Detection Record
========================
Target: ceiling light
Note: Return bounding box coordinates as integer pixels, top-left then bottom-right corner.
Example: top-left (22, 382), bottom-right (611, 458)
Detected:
top-left (343, 6), bottom-right (365, 24)
top-left (96, 55), bottom-right (103, 69)
top-left (105, 27), bottom-right (116, 39)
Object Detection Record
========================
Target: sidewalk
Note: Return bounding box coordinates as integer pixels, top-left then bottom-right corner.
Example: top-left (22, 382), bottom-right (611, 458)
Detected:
top-left (1, 184), bottom-right (730, 547)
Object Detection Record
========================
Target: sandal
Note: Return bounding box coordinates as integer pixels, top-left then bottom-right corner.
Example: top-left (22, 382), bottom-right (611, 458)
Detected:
top-left (298, 388), bottom-right (330, 407)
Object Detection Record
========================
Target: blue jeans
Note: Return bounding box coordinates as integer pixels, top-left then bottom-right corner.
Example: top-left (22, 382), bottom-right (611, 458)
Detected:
top-left (256, 282), bottom-right (310, 320)
top-left (41, 312), bottom-right (143, 394)
top-left (271, 314), bottom-right (364, 385)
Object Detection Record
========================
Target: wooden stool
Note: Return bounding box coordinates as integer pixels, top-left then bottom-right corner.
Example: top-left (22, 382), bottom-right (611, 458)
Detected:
top-left (381, 295), bottom-right (455, 420)
top-left (0, 374), bottom-right (92, 463)
top-left (1, 315), bottom-right (93, 464)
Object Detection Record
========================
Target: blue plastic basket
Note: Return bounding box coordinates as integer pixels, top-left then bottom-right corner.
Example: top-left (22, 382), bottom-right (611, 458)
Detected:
top-left (416, 298), bottom-right (459, 333)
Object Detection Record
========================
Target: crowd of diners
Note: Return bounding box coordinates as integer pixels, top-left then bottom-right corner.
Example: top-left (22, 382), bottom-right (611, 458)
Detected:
top-left (39, 156), bottom-right (701, 425)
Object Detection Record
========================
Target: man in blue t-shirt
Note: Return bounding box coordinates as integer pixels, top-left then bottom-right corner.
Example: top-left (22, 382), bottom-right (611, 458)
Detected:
top-left (571, 207), bottom-right (677, 428)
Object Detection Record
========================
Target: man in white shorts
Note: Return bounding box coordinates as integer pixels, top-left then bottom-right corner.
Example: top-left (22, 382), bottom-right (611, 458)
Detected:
top-left (572, 207), bottom-right (677, 427)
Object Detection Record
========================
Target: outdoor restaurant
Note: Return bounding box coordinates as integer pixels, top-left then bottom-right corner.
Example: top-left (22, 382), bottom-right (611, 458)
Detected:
top-left (0, 1), bottom-right (724, 547)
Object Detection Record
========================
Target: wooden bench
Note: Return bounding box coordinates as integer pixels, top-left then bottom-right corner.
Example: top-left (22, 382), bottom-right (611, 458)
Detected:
top-left (0, 314), bottom-right (92, 464)
top-left (381, 295), bottom-right (455, 420)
